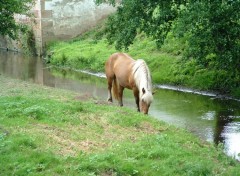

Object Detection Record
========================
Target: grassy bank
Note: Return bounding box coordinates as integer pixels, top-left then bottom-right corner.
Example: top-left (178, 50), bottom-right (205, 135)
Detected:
top-left (46, 31), bottom-right (182, 81)
top-left (46, 26), bottom-right (240, 98)
top-left (0, 75), bottom-right (240, 175)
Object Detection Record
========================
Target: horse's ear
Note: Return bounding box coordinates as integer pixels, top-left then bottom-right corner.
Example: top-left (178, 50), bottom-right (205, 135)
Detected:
top-left (142, 88), bottom-right (146, 94)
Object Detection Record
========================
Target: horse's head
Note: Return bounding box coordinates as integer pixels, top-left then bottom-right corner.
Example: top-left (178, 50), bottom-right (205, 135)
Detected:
top-left (140, 88), bottom-right (153, 114)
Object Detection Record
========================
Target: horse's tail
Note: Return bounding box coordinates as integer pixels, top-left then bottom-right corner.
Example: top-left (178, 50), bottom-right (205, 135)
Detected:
top-left (112, 78), bottom-right (119, 100)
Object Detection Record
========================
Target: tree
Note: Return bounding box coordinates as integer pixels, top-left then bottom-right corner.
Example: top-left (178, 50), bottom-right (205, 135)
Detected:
top-left (175, 1), bottom-right (240, 70)
top-left (96, 0), bottom-right (185, 50)
top-left (96, 0), bottom-right (240, 71)
top-left (0, 0), bottom-right (34, 39)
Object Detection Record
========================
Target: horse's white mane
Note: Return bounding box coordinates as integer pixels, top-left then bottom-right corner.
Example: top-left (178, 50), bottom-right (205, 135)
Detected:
top-left (132, 59), bottom-right (153, 104)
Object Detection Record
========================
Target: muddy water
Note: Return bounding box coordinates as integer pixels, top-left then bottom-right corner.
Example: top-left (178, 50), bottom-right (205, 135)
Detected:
top-left (0, 50), bottom-right (239, 160)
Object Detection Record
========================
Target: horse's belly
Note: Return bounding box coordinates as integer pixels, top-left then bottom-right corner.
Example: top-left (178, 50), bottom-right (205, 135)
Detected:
top-left (117, 77), bottom-right (132, 89)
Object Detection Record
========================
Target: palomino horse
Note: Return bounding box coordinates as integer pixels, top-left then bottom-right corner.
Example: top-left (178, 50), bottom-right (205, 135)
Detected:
top-left (105, 53), bottom-right (153, 114)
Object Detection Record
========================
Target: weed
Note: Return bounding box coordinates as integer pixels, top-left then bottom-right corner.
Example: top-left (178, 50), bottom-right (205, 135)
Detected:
top-left (23, 105), bottom-right (48, 120)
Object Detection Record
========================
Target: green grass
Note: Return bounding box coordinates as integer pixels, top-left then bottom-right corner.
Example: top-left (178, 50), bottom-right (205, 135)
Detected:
top-left (48, 39), bottom-right (116, 72)
top-left (0, 75), bottom-right (240, 175)
top-left (47, 32), bottom-right (185, 87)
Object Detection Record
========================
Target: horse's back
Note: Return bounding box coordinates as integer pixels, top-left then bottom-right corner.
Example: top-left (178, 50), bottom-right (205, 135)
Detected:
top-left (105, 53), bottom-right (134, 76)
top-left (105, 53), bottom-right (135, 88)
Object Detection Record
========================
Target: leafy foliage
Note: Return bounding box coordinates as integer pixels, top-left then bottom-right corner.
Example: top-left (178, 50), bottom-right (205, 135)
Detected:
top-left (0, 0), bottom-right (34, 39)
top-left (96, 0), bottom-right (184, 50)
top-left (175, 1), bottom-right (240, 70)
top-left (96, 0), bottom-right (240, 70)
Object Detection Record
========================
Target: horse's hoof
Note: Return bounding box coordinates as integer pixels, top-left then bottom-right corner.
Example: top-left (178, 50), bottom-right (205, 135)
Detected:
top-left (107, 99), bottom-right (113, 103)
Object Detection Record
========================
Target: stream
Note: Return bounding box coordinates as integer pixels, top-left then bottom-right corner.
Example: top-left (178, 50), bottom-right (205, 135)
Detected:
top-left (0, 50), bottom-right (239, 161)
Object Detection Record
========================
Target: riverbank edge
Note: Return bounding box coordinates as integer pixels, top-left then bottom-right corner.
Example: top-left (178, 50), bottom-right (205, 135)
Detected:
top-left (49, 64), bottom-right (240, 102)
top-left (46, 33), bottom-right (240, 100)
top-left (0, 74), bottom-right (239, 175)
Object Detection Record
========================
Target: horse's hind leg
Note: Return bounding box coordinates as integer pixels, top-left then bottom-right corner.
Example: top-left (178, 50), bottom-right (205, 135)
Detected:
top-left (107, 77), bottom-right (113, 102)
top-left (118, 86), bottom-right (124, 106)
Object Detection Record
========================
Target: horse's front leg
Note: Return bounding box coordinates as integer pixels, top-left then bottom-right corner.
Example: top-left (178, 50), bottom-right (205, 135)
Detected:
top-left (107, 77), bottom-right (113, 102)
top-left (118, 86), bottom-right (124, 106)
top-left (133, 88), bottom-right (140, 112)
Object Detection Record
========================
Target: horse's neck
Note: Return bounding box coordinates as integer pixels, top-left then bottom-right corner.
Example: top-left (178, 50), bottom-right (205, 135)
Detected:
top-left (133, 60), bottom-right (152, 93)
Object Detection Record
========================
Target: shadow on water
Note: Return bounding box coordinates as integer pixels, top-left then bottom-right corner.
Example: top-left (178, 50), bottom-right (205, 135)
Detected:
top-left (0, 50), bottom-right (240, 160)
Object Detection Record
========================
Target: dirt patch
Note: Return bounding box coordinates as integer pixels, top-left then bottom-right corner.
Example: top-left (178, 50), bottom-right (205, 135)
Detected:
top-left (100, 170), bottom-right (117, 176)
top-left (13, 115), bottom-right (160, 157)
top-left (21, 123), bottom-right (108, 156)
top-left (0, 126), bottom-right (10, 136)
top-left (75, 94), bottom-right (115, 106)
top-left (74, 93), bottom-right (93, 101)
top-left (137, 121), bottom-right (159, 134)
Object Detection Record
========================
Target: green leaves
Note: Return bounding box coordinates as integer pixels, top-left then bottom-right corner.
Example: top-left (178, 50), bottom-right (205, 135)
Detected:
top-left (0, 0), bottom-right (34, 39)
top-left (98, 1), bottom-right (239, 66)
top-left (97, 0), bottom-right (240, 91)
top-left (98, 0), bottom-right (184, 50)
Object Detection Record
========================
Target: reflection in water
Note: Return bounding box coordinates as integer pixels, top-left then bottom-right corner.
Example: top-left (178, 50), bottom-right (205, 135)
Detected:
top-left (0, 51), bottom-right (44, 84)
top-left (0, 50), bottom-right (240, 160)
top-left (214, 110), bottom-right (233, 145)
top-left (223, 122), bottom-right (240, 161)
top-left (48, 68), bottom-right (109, 100)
